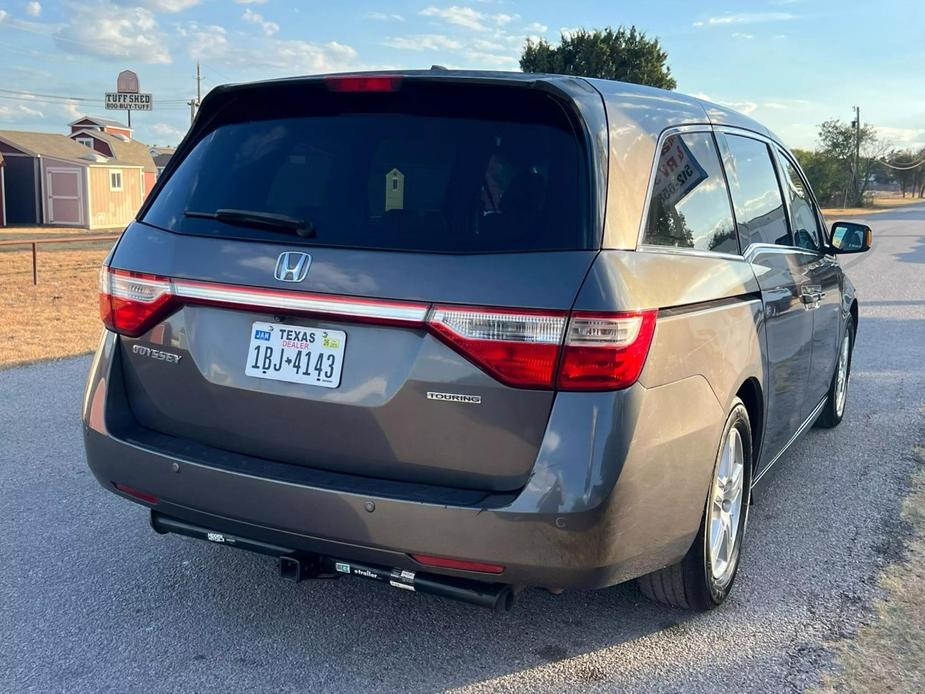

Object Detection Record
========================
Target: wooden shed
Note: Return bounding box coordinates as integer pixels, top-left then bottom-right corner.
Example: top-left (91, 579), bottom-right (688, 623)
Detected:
top-left (0, 130), bottom-right (143, 229)
top-left (69, 125), bottom-right (158, 197)
top-left (0, 152), bottom-right (5, 226)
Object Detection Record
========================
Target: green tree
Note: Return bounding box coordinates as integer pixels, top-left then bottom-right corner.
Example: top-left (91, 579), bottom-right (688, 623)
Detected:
top-left (882, 149), bottom-right (925, 198)
top-left (817, 119), bottom-right (887, 206)
top-left (520, 26), bottom-right (676, 89)
top-left (793, 148), bottom-right (846, 206)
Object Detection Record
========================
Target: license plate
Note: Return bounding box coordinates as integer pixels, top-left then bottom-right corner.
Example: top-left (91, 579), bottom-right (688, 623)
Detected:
top-left (244, 321), bottom-right (346, 389)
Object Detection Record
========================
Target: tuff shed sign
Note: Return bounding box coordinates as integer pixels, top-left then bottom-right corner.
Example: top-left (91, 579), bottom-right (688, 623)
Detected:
top-left (105, 70), bottom-right (153, 112)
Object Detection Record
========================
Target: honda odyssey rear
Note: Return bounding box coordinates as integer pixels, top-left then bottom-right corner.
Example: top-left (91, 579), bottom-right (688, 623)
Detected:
top-left (84, 70), bottom-right (864, 612)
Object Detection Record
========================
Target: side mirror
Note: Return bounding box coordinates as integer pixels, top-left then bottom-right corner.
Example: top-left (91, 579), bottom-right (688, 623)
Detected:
top-left (829, 221), bottom-right (872, 254)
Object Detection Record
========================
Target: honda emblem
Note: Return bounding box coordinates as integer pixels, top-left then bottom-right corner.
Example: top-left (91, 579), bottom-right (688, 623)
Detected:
top-left (274, 252), bottom-right (311, 283)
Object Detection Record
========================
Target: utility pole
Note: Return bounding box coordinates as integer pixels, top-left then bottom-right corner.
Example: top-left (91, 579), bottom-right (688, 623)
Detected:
top-left (187, 63), bottom-right (202, 126)
top-left (851, 105), bottom-right (861, 205)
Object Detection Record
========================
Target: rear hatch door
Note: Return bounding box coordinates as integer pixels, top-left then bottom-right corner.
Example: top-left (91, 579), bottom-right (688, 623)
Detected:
top-left (110, 76), bottom-right (604, 492)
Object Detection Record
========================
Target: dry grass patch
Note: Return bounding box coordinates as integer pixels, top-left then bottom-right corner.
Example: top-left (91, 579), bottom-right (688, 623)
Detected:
top-left (0, 247), bottom-right (109, 368)
top-left (816, 445), bottom-right (925, 692)
top-left (822, 196), bottom-right (924, 219)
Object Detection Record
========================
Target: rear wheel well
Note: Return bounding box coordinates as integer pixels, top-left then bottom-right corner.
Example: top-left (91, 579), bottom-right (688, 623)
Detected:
top-left (736, 378), bottom-right (763, 469)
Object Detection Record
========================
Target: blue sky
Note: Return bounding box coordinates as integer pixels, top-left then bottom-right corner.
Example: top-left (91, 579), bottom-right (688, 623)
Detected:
top-left (0, 0), bottom-right (922, 150)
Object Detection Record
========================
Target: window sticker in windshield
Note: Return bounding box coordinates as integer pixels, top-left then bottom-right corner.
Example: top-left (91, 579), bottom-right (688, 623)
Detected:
top-left (385, 168), bottom-right (405, 211)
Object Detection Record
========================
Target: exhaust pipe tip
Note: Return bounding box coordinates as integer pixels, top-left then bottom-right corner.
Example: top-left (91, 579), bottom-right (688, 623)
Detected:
top-left (493, 585), bottom-right (517, 613)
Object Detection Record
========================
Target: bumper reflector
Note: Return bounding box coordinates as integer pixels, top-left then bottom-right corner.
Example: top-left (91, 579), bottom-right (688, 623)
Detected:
top-left (411, 554), bottom-right (505, 574)
top-left (113, 482), bottom-right (160, 505)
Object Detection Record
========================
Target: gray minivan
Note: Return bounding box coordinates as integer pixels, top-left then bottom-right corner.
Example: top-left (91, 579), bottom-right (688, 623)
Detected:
top-left (83, 70), bottom-right (871, 612)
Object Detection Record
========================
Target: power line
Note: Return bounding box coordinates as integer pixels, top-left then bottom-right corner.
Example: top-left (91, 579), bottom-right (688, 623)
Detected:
top-left (0, 87), bottom-right (189, 104)
top-left (878, 157), bottom-right (925, 171)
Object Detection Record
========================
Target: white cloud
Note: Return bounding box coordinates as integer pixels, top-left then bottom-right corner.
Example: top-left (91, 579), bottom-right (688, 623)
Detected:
top-left (694, 12), bottom-right (795, 27)
top-left (0, 102), bottom-right (44, 120)
top-left (471, 38), bottom-right (504, 51)
top-left (242, 7), bottom-right (279, 36)
top-left (522, 21), bottom-right (547, 33)
top-left (234, 0), bottom-right (267, 4)
top-left (876, 126), bottom-right (925, 148)
top-left (115, 0), bottom-right (201, 11)
top-left (693, 92), bottom-right (758, 115)
top-left (366, 12), bottom-right (404, 22)
top-left (56, 6), bottom-right (171, 64)
top-left (420, 5), bottom-right (517, 32)
top-left (731, 32), bottom-right (754, 39)
top-left (383, 34), bottom-right (462, 51)
top-left (464, 50), bottom-right (517, 68)
top-left (151, 122), bottom-right (187, 141)
top-left (421, 6), bottom-right (486, 31)
top-left (186, 24), bottom-right (230, 60)
top-left (187, 25), bottom-right (360, 74)
top-left (0, 9), bottom-right (8, 22)
top-left (25, 2), bottom-right (41, 17)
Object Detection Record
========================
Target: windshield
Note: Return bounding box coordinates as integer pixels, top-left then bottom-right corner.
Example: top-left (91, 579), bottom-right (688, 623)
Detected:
top-left (143, 84), bottom-right (593, 253)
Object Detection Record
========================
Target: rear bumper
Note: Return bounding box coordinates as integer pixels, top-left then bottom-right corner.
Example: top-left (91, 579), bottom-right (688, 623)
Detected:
top-left (82, 330), bottom-right (724, 590)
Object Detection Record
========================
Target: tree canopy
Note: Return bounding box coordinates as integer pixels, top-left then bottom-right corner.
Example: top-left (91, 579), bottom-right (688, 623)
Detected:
top-left (520, 26), bottom-right (676, 89)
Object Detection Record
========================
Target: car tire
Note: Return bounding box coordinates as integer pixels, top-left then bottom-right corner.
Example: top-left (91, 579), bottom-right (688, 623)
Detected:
top-left (637, 398), bottom-right (752, 611)
top-left (815, 316), bottom-right (855, 429)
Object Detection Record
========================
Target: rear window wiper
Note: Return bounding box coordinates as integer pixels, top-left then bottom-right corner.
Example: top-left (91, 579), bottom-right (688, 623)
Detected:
top-left (184, 209), bottom-right (316, 238)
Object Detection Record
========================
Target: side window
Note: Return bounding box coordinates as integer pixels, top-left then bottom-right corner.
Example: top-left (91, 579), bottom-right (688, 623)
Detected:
top-left (718, 134), bottom-right (792, 249)
top-left (776, 149), bottom-right (822, 251)
top-left (643, 132), bottom-right (738, 254)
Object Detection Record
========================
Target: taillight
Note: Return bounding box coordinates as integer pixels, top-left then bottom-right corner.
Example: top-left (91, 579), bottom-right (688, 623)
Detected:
top-left (557, 311), bottom-right (657, 390)
top-left (97, 266), bottom-right (657, 390)
top-left (100, 267), bottom-right (175, 337)
top-left (427, 306), bottom-right (566, 388)
top-left (324, 75), bottom-right (402, 92)
top-left (426, 305), bottom-right (656, 391)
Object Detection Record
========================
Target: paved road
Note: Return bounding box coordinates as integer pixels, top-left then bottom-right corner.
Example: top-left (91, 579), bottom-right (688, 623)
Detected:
top-left (2, 205), bottom-right (923, 693)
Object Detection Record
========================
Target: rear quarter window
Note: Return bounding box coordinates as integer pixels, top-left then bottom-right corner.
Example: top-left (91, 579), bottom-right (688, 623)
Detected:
top-left (143, 83), bottom-right (593, 254)
top-left (643, 132), bottom-right (738, 254)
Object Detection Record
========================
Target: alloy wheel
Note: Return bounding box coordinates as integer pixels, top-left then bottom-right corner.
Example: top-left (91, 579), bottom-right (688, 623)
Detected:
top-left (708, 426), bottom-right (745, 587)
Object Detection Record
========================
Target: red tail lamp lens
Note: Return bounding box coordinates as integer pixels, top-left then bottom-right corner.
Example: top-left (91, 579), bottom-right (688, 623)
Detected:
top-left (100, 268), bottom-right (175, 337)
top-left (427, 306), bottom-right (566, 388)
top-left (411, 554), bottom-right (505, 574)
top-left (557, 311), bottom-right (658, 390)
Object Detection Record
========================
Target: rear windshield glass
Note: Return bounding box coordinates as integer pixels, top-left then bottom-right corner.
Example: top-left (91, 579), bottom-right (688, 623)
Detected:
top-left (143, 83), bottom-right (592, 253)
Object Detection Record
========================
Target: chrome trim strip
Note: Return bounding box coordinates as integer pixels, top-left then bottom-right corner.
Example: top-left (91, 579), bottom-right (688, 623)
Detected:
top-left (172, 280), bottom-right (431, 323)
top-left (713, 124), bottom-right (784, 148)
top-left (743, 243), bottom-right (822, 259)
top-left (637, 244), bottom-right (746, 262)
top-left (659, 297), bottom-right (762, 321)
top-left (752, 396), bottom-right (827, 486)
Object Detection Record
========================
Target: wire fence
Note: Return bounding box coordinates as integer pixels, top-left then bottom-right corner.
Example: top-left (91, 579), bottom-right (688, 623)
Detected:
top-left (0, 234), bottom-right (121, 285)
